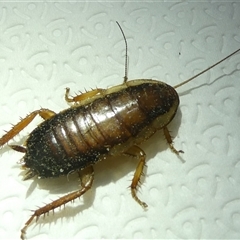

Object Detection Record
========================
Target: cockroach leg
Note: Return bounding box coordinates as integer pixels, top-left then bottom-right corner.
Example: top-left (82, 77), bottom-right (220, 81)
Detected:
top-left (65, 87), bottom-right (105, 103)
top-left (163, 126), bottom-right (184, 155)
top-left (0, 108), bottom-right (56, 147)
top-left (20, 166), bottom-right (94, 240)
top-left (125, 145), bottom-right (148, 208)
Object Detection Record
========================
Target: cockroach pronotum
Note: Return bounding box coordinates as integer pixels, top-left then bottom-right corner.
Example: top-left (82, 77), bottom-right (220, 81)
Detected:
top-left (0, 22), bottom-right (239, 239)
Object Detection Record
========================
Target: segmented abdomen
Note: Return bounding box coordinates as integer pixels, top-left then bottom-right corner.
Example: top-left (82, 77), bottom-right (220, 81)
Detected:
top-left (24, 82), bottom-right (178, 178)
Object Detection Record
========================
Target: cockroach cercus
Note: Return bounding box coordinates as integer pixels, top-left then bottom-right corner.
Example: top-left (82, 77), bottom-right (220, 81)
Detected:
top-left (0, 22), bottom-right (239, 239)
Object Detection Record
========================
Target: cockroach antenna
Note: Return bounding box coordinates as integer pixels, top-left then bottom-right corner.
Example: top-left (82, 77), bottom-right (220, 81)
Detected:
top-left (116, 21), bottom-right (128, 82)
top-left (174, 48), bottom-right (240, 89)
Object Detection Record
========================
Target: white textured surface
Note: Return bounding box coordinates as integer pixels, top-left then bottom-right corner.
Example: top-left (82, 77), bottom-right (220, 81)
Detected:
top-left (0, 2), bottom-right (240, 239)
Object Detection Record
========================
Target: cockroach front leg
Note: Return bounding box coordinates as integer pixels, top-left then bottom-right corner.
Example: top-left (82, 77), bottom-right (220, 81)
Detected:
top-left (21, 166), bottom-right (94, 240)
top-left (65, 87), bottom-right (105, 103)
top-left (163, 126), bottom-right (184, 155)
top-left (0, 108), bottom-right (56, 147)
top-left (125, 145), bottom-right (148, 208)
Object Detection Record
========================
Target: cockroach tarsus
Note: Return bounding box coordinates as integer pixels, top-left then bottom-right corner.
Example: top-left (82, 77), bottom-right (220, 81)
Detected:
top-left (0, 22), bottom-right (239, 239)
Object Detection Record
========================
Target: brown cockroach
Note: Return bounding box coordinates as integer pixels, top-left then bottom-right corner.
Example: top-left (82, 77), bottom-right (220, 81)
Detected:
top-left (0, 22), bottom-right (239, 239)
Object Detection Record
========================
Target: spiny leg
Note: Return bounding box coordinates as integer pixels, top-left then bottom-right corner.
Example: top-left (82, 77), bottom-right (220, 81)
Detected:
top-left (163, 126), bottom-right (184, 155)
top-left (65, 87), bottom-right (105, 103)
top-left (20, 166), bottom-right (94, 240)
top-left (0, 108), bottom-right (55, 147)
top-left (125, 145), bottom-right (148, 208)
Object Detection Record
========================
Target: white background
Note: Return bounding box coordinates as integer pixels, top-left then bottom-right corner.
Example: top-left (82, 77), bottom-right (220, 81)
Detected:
top-left (0, 1), bottom-right (240, 239)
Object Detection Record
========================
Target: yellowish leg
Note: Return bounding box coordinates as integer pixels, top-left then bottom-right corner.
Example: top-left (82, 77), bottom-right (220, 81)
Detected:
top-left (0, 108), bottom-right (55, 147)
top-left (163, 126), bottom-right (184, 155)
top-left (65, 87), bottom-right (105, 103)
top-left (125, 145), bottom-right (148, 208)
top-left (20, 166), bottom-right (94, 240)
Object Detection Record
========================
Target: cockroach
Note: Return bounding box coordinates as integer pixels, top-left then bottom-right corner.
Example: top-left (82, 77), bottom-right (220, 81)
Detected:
top-left (0, 22), bottom-right (239, 239)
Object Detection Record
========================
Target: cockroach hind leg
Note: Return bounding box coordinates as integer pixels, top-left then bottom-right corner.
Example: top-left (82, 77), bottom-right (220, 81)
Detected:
top-left (20, 166), bottom-right (94, 240)
top-left (124, 145), bottom-right (148, 208)
top-left (0, 108), bottom-right (56, 148)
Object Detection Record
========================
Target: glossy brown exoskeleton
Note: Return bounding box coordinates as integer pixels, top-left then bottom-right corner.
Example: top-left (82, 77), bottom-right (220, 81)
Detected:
top-left (23, 80), bottom-right (179, 180)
